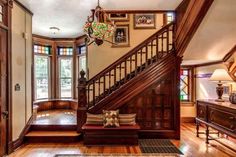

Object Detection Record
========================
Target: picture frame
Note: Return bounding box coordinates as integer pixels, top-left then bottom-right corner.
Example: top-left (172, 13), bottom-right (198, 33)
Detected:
top-left (133, 14), bottom-right (156, 29)
top-left (109, 13), bottom-right (129, 21)
top-left (112, 24), bottom-right (130, 47)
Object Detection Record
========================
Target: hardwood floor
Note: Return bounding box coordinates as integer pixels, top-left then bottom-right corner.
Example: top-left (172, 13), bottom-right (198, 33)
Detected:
top-left (33, 109), bottom-right (76, 125)
top-left (9, 123), bottom-right (236, 157)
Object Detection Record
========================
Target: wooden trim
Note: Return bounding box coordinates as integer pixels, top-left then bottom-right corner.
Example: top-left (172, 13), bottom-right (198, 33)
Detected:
top-left (14, 0), bottom-right (33, 15)
top-left (223, 45), bottom-right (236, 62)
top-left (175, 0), bottom-right (214, 57)
top-left (193, 60), bottom-right (223, 67)
top-left (181, 117), bottom-right (195, 123)
top-left (8, 116), bottom-right (33, 154)
top-left (104, 10), bottom-right (174, 14)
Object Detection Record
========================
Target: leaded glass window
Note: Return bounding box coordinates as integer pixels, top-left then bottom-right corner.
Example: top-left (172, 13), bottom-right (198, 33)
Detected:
top-left (180, 69), bottom-right (190, 101)
top-left (34, 45), bottom-right (51, 55)
top-left (166, 12), bottom-right (175, 24)
top-left (58, 47), bottom-right (73, 55)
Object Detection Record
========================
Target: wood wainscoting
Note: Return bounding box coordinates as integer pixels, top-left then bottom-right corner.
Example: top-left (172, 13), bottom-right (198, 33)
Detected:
top-left (120, 69), bottom-right (180, 139)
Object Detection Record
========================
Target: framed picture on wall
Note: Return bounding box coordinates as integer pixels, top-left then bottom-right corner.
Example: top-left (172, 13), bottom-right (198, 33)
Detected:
top-left (109, 13), bottom-right (129, 21)
top-left (112, 24), bottom-right (130, 47)
top-left (133, 14), bottom-right (156, 29)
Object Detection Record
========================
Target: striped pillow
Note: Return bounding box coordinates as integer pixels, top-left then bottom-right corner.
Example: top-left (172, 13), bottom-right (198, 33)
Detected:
top-left (86, 113), bottom-right (103, 125)
top-left (119, 114), bottom-right (136, 125)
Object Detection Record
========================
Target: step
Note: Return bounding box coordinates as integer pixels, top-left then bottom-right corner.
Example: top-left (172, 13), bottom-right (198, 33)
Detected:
top-left (30, 124), bottom-right (77, 131)
top-left (25, 131), bottom-right (82, 143)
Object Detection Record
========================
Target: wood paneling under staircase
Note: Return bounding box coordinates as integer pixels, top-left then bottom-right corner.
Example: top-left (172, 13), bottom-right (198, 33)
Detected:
top-left (78, 22), bottom-right (181, 139)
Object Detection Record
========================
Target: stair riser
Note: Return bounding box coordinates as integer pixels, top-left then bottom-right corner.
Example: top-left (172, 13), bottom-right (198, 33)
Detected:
top-left (25, 136), bottom-right (81, 143)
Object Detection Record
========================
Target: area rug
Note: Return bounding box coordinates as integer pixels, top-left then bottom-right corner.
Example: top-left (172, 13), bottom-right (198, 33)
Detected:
top-left (139, 139), bottom-right (183, 155)
top-left (55, 154), bottom-right (178, 157)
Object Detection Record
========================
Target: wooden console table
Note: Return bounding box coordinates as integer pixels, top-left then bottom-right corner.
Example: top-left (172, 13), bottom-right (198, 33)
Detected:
top-left (196, 100), bottom-right (236, 145)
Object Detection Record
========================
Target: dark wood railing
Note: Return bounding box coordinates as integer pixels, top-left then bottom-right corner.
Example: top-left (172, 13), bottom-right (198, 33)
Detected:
top-left (77, 22), bottom-right (175, 131)
top-left (85, 23), bottom-right (174, 109)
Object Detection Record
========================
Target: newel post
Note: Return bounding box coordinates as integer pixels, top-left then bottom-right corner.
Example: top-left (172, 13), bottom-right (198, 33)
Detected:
top-left (77, 70), bottom-right (87, 132)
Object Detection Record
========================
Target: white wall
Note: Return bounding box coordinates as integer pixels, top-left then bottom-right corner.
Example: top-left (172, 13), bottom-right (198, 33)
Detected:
top-left (181, 61), bottom-right (236, 118)
top-left (11, 2), bottom-right (32, 141)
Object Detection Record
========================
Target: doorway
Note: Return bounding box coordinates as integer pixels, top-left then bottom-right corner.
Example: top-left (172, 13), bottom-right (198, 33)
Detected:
top-left (0, 28), bottom-right (8, 156)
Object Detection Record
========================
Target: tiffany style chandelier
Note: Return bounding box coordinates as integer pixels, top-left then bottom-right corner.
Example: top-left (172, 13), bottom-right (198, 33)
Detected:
top-left (84, 0), bottom-right (116, 46)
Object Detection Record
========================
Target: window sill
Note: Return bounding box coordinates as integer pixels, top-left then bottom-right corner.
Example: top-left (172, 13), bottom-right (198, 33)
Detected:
top-left (34, 98), bottom-right (77, 104)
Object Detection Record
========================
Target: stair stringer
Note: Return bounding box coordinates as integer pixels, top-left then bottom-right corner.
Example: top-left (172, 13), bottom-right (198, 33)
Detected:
top-left (88, 53), bottom-right (181, 115)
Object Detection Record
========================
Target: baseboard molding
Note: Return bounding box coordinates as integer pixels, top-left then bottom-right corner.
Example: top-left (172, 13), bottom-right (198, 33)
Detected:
top-left (181, 117), bottom-right (195, 123)
top-left (8, 115), bottom-right (33, 154)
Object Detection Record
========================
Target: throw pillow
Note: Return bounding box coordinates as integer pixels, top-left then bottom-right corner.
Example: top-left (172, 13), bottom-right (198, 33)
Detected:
top-left (86, 113), bottom-right (103, 125)
top-left (119, 114), bottom-right (136, 125)
top-left (103, 110), bottom-right (120, 127)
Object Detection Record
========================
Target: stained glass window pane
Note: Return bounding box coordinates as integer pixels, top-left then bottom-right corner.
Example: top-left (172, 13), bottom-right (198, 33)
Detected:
top-left (34, 45), bottom-right (51, 55)
top-left (58, 47), bottom-right (73, 56)
top-left (167, 12), bottom-right (175, 24)
top-left (180, 69), bottom-right (189, 101)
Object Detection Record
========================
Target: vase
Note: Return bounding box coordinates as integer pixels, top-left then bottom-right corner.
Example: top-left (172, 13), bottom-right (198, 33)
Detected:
top-left (229, 92), bottom-right (236, 104)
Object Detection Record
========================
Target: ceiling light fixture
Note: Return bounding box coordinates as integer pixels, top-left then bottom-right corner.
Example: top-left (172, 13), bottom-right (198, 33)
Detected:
top-left (50, 27), bottom-right (60, 34)
top-left (84, 0), bottom-right (116, 46)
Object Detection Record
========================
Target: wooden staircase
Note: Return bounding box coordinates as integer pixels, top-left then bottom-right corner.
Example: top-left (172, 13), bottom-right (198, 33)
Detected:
top-left (78, 22), bottom-right (181, 139)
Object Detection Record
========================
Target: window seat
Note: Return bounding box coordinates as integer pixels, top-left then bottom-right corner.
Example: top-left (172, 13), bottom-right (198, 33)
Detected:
top-left (33, 99), bottom-right (78, 112)
top-left (82, 124), bottom-right (140, 145)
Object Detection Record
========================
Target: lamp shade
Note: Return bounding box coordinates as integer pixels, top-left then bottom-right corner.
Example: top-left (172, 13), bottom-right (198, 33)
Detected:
top-left (209, 69), bottom-right (233, 82)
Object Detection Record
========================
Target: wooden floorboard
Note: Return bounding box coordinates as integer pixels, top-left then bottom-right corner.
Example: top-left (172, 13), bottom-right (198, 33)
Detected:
top-left (9, 123), bottom-right (236, 157)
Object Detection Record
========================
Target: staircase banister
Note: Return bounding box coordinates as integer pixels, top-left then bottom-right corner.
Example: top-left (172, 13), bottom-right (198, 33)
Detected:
top-left (87, 22), bottom-right (174, 85)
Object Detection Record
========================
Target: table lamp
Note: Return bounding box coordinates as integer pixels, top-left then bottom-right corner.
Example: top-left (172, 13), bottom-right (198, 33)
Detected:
top-left (209, 69), bottom-right (233, 102)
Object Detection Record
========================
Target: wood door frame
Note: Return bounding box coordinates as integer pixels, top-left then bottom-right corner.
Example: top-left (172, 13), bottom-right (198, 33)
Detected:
top-left (0, 0), bottom-right (12, 155)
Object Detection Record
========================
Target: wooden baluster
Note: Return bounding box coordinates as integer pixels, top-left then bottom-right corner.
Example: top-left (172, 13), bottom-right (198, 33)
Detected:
top-left (93, 80), bottom-right (95, 106)
top-left (98, 78), bottom-right (100, 97)
top-left (145, 45), bottom-right (148, 67)
top-left (161, 33), bottom-right (164, 56)
top-left (114, 68), bottom-right (116, 88)
top-left (124, 59), bottom-right (127, 82)
top-left (140, 49), bottom-right (143, 71)
top-left (119, 63), bottom-right (122, 85)
top-left (156, 37), bottom-right (159, 61)
top-left (135, 53), bottom-right (138, 75)
top-left (167, 27), bottom-right (169, 53)
top-left (77, 70), bottom-right (87, 132)
top-left (130, 56), bottom-right (132, 75)
top-left (109, 71), bottom-right (111, 93)
top-left (151, 40), bottom-right (153, 64)
top-left (103, 76), bottom-right (106, 96)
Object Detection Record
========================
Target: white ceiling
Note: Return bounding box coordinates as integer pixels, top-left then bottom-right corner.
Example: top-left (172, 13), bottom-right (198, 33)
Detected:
top-left (17, 0), bottom-right (182, 38)
top-left (182, 0), bottom-right (236, 65)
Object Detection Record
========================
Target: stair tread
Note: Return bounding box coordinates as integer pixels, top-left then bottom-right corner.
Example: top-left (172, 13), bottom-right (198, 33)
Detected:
top-left (26, 131), bottom-right (81, 137)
